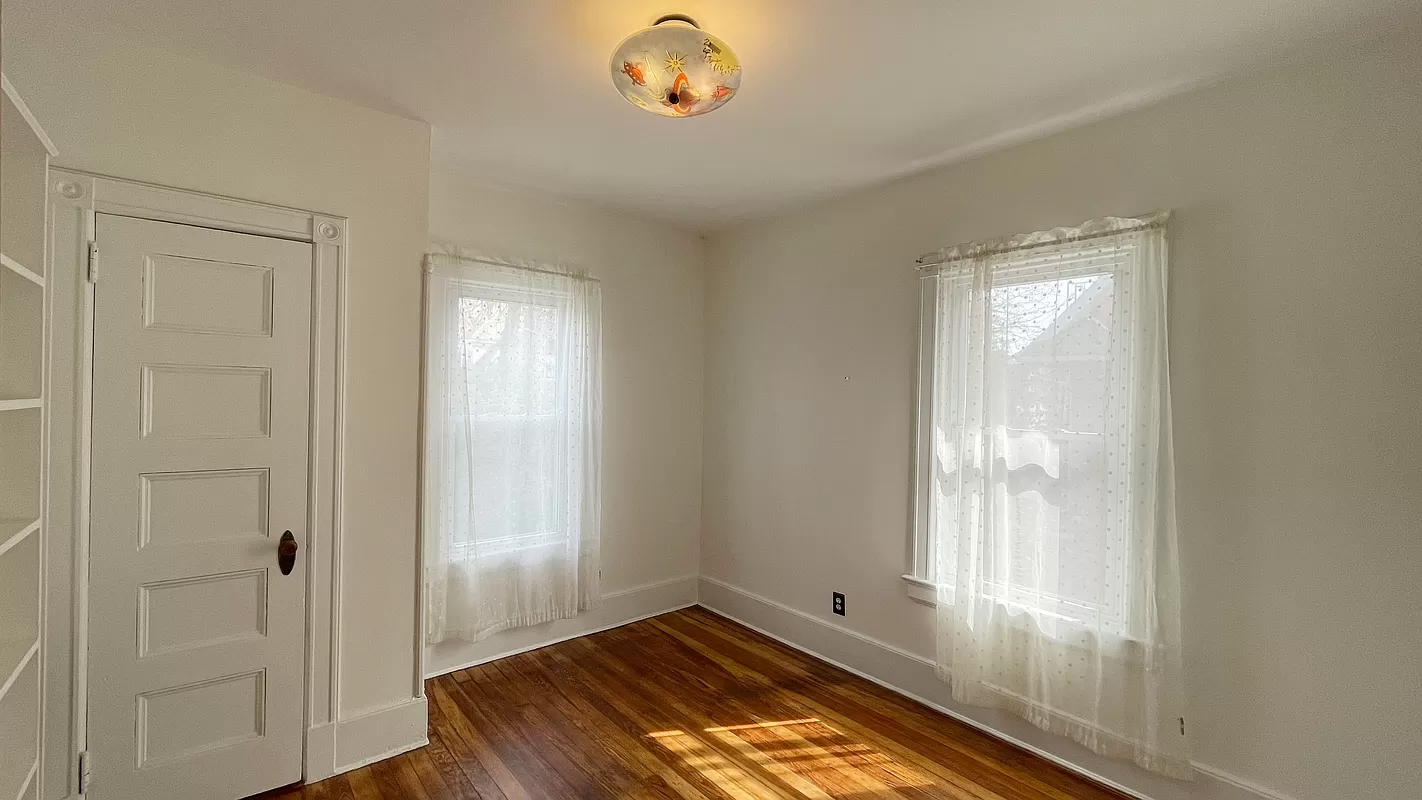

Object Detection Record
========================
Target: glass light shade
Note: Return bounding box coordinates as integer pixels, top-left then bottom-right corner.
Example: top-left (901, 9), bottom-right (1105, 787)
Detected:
top-left (609, 19), bottom-right (741, 117)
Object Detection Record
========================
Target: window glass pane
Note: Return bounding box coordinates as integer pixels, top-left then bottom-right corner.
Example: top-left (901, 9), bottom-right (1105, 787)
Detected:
top-left (986, 272), bottom-right (1120, 624)
top-left (457, 296), bottom-right (559, 416)
top-left (450, 294), bottom-right (564, 545)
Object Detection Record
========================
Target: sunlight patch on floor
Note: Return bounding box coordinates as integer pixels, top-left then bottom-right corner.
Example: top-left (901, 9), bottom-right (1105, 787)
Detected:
top-left (648, 719), bottom-right (936, 797)
top-left (647, 729), bottom-right (780, 799)
top-left (704, 718), bottom-right (824, 733)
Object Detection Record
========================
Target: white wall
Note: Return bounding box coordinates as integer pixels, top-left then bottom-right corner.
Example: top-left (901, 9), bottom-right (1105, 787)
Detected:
top-left (2, 4), bottom-right (431, 789)
top-left (423, 157), bottom-right (705, 674)
top-left (701, 29), bottom-right (1422, 800)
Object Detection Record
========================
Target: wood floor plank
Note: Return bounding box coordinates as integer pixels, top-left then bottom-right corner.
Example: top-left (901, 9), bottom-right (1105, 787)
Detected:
top-left (371, 757), bottom-right (428, 800)
top-left (484, 658), bottom-right (640, 797)
top-left (406, 745), bottom-right (462, 799)
top-left (320, 774), bottom-right (358, 800)
top-left (430, 678), bottom-right (531, 800)
top-left (575, 634), bottom-right (809, 800)
top-left (276, 608), bottom-right (1133, 800)
top-left (531, 645), bottom-right (741, 800)
top-left (564, 636), bottom-right (796, 799)
top-left (422, 728), bottom-right (490, 799)
top-left (426, 679), bottom-right (512, 799)
top-left (502, 651), bottom-right (712, 800)
top-left (445, 673), bottom-right (588, 798)
top-left (587, 631), bottom-right (848, 797)
top-left (344, 767), bottom-right (384, 800)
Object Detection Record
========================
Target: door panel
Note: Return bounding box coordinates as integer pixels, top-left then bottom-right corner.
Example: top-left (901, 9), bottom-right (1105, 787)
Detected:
top-left (88, 215), bottom-right (312, 799)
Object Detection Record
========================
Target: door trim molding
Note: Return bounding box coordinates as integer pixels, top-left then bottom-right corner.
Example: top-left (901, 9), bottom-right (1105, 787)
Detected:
top-left (45, 169), bottom-right (351, 792)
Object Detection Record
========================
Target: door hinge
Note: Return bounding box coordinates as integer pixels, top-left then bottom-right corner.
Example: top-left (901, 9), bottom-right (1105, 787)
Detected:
top-left (86, 240), bottom-right (99, 283)
top-left (1179, 717), bottom-right (1186, 736)
top-left (78, 750), bottom-right (93, 794)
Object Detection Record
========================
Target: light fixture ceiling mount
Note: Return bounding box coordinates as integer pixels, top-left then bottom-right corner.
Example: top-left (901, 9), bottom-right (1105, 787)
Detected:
top-left (652, 13), bottom-right (698, 27)
top-left (610, 14), bottom-right (741, 118)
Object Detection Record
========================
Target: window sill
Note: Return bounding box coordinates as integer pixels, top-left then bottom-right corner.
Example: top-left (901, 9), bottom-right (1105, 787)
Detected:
top-left (901, 573), bottom-right (938, 606)
top-left (450, 530), bottom-right (565, 560)
top-left (898, 574), bottom-right (1152, 652)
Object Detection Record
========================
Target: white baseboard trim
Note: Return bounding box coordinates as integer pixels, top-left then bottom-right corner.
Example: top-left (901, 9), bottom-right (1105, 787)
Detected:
top-left (1192, 764), bottom-right (1300, 800)
top-left (697, 576), bottom-right (1290, 800)
top-left (304, 721), bottom-right (338, 782)
top-left (332, 696), bottom-right (430, 775)
top-left (424, 574), bottom-right (699, 678)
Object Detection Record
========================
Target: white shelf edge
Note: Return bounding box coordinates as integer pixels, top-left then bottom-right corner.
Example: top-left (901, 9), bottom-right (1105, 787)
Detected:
top-left (0, 67), bottom-right (46, 800)
top-left (0, 253), bottom-right (45, 288)
top-left (0, 518), bottom-right (40, 558)
top-left (0, 638), bottom-right (38, 705)
top-left (0, 73), bottom-right (59, 157)
top-left (0, 398), bottom-right (42, 412)
top-left (14, 758), bottom-right (38, 800)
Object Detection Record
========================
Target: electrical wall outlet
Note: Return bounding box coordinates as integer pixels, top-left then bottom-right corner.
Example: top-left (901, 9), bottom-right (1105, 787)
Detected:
top-left (832, 592), bottom-right (846, 616)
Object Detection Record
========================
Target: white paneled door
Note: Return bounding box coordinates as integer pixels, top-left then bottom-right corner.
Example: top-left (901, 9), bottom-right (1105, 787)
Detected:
top-left (88, 215), bottom-right (312, 799)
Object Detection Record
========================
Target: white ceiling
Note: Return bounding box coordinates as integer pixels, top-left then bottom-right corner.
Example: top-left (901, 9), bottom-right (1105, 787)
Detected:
top-left (27, 0), bottom-right (1422, 229)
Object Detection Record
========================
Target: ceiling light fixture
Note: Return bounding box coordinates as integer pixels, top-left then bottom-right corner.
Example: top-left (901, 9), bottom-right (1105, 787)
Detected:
top-left (610, 14), bottom-right (740, 118)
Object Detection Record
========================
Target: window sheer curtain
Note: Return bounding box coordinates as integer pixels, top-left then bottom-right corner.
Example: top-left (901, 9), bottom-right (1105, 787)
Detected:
top-left (423, 252), bottom-right (602, 645)
top-left (924, 215), bottom-right (1190, 777)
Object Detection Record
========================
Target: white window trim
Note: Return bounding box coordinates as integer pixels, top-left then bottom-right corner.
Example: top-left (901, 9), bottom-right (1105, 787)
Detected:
top-left (907, 275), bottom-right (938, 601)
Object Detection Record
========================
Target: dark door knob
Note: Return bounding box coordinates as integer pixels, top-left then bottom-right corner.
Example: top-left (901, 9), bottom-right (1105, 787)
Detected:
top-left (278, 531), bottom-right (299, 575)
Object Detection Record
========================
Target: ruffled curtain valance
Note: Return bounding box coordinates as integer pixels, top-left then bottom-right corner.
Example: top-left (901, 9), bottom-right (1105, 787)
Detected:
top-left (919, 212), bottom-right (1170, 271)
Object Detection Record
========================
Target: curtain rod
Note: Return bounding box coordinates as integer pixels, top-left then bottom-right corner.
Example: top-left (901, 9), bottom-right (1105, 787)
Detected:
top-left (914, 214), bottom-right (1167, 271)
top-left (424, 252), bottom-right (602, 283)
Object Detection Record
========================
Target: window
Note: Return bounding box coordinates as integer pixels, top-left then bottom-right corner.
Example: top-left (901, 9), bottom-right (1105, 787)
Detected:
top-left (910, 236), bottom-right (1150, 636)
top-left (911, 218), bottom-right (1189, 776)
top-left (423, 254), bottom-right (602, 644)
top-left (448, 288), bottom-right (567, 555)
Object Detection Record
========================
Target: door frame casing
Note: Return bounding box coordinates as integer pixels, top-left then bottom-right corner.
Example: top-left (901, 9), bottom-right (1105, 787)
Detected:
top-left (45, 169), bottom-right (350, 795)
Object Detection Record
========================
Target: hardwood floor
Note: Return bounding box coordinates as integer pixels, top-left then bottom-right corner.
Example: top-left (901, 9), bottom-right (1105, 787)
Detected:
top-left (263, 607), bottom-right (1128, 799)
